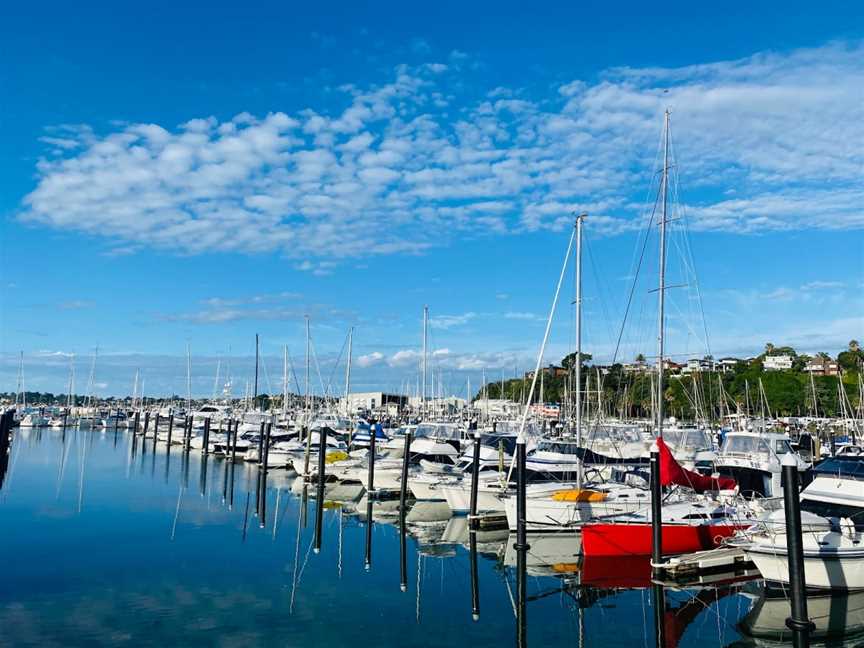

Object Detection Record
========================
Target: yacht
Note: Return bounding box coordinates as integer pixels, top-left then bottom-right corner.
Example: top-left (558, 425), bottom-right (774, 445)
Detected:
top-left (714, 430), bottom-right (810, 500)
top-left (744, 454), bottom-right (864, 590)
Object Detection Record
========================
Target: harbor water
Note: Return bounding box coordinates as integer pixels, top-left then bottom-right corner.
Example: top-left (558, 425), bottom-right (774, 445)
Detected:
top-left (1, 427), bottom-right (862, 647)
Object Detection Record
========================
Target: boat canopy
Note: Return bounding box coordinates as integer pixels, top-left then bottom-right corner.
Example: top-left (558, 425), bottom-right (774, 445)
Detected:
top-left (415, 423), bottom-right (462, 441)
top-left (813, 456), bottom-right (864, 480)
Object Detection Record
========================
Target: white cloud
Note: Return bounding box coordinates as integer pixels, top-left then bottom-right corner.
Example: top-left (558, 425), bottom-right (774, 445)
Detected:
top-left (356, 351), bottom-right (385, 368)
top-left (18, 41), bottom-right (864, 263)
top-left (429, 312), bottom-right (477, 329)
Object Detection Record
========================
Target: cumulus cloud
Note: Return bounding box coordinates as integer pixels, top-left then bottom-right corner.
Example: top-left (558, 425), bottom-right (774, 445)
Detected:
top-left (18, 40), bottom-right (864, 263)
top-left (356, 351), bottom-right (385, 368)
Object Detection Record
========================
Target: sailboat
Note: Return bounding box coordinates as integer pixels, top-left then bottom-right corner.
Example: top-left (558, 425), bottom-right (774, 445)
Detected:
top-left (580, 111), bottom-right (751, 558)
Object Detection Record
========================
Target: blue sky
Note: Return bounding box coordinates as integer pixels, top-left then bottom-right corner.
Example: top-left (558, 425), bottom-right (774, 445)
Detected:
top-left (2, 1), bottom-right (863, 398)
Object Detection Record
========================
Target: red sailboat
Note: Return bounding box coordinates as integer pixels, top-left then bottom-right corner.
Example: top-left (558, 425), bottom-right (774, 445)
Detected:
top-left (581, 437), bottom-right (743, 558)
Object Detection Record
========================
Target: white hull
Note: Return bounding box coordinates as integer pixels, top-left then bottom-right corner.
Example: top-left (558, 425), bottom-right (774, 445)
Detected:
top-left (746, 547), bottom-right (864, 590)
top-left (440, 481), bottom-right (507, 514)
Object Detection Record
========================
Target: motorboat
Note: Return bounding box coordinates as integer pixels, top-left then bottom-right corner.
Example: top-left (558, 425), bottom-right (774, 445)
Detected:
top-left (715, 431), bottom-right (810, 500)
top-left (744, 454), bottom-right (864, 590)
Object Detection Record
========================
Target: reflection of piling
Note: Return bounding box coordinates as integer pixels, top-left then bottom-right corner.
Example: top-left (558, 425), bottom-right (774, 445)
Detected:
top-left (364, 496), bottom-right (374, 571)
top-left (0, 410), bottom-right (14, 491)
top-left (651, 582), bottom-right (667, 648)
top-left (399, 431), bottom-right (412, 591)
top-left (228, 420), bottom-right (237, 509)
top-left (469, 430), bottom-right (481, 529)
top-left (650, 442), bottom-right (664, 569)
top-left (313, 427), bottom-right (327, 553)
top-left (199, 453), bottom-right (209, 497)
top-left (782, 453), bottom-right (814, 647)
top-left (469, 530), bottom-right (480, 621)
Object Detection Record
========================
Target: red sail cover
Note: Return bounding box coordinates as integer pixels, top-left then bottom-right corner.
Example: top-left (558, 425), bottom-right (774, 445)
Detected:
top-left (657, 436), bottom-right (736, 493)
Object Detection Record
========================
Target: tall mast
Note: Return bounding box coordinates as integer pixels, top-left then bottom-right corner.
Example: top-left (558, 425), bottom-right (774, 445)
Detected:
top-left (305, 316), bottom-right (310, 419)
top-left (283, 345), bottom-right (289, 416)
top-left (85, 346), bottom-right (98, 408)
top-left (344, 327), bottom-right (353, 417)
top-left (131, 368), bottom-right (138, 410)
top-left (422, 305), bottom-right (428, 420)
top-left (17, 351), bottom-right (24, 408)
top-left (213, 358), bottom-right (221, 401)
top-left (810, 371), bottom-right (819, 418)
top-left (656, 109), bottom-right (671, 439)
top-left (186, 343), bottom-right (192, 412)
top-left (574, 213), bottom-right (586, 486)
top-left (253, 334), bottom-right (259, 410)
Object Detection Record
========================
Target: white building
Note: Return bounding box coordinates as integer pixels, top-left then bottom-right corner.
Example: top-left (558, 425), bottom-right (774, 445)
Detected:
top-left (763, 355), bottom-right (794, 371)
top-left (340, 392), bottom-right (407, 413)
top-left (471, 398), bottom-right (521, 418)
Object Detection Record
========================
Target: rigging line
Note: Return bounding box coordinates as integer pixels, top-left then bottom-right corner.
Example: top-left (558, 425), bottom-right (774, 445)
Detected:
top-left (321, 330), bottom-right (350, 402)
top-left (584, 232), bottom-right (618, 357)
top-left (668, 129), bottom-right (712, 361)
top-left (261, 349), bottom-right (275, 397)
top-left (611, 188), bottom-right (662, 366)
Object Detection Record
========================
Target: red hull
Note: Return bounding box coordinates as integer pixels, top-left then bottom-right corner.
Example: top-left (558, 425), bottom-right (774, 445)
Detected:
top-left (581, 522), bottom-right (744, 558)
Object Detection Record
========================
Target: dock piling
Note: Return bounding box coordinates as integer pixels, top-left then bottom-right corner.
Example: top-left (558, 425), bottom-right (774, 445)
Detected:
top-left (782, 453), bottom-right (813, 647)
top-left (468, 430), bottom-right (481, 529)
top-left (399, 430), bottom-right (413, 591)
top-left (313, 426), bottom-right (327, 553)
top-left (650, 442), bottom-right (664, 569)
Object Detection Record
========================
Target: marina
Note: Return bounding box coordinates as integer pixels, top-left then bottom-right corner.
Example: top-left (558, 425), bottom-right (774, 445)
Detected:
top-left (1, 422), bottom-right (862, 647)
top-left (2, 3), bottom-right (863, 646)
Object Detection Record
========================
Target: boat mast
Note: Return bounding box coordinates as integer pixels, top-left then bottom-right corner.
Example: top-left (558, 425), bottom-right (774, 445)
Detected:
top-left (305, 317), bottom-right (311, 420)
top-left (344, 327), bottom-right (353, 418)
top-left (17, 351), bottom-right (24, 409)
top-left (186, 343), bottom-right (192, 412)
top-left (574, 213), bottom-right (586, 486)
top-left (283, 345), bottom-right (289, 416)
top-left (656, 109), bottom-right (670, 440)
top-left (85, 346), bottom-right (98, 408)
top-left (422, 305), bottom-right (428, 420)
top-left (810, 370), bottom-right (819, 419)
top-left (253, 334), bottom-right (259, 410)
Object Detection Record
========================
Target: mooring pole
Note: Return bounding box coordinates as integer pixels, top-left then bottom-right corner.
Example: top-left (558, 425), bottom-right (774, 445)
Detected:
top-left (143, 411), bottom-right (150, 438)
top-left (367, 424), bottom-right (377, 498)
top-left (650, 442), bottom-right (664, 569)
top-left (514, 438), bottom-right (529, 647)
top-left (184, 416), bottom-right (192, 453)
top-left (469, 430), bottom-right (482, 529)
top-left (313, 426), bottom-right (327, 553)
top-left (167, 414), bottom-right (174, 448)
top-left (399, 430), bottom-right (413, 591)
top-left (257, 421), bottom-right (265, 465)
top-left (782, 452), bottom-right (813, 648)
top-left (260, 422), bottom-right (273, 528)
top-left (153, 413), bottom-right (160, 452)
top-left (132, 411), bottom-right (140, 436)
top-left (202, 417), bottom-right (211, 455)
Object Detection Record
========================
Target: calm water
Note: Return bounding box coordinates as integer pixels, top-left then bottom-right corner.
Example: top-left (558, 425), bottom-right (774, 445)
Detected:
top-left (1, 428), bottom-right (860, 647)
